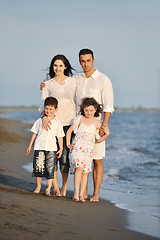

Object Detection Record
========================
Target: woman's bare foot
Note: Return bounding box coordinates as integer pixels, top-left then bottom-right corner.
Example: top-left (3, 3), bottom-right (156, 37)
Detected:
top-left (53, 190), bottom-right (61, 197)
top-left (90, 194), bottom-right (99, 202)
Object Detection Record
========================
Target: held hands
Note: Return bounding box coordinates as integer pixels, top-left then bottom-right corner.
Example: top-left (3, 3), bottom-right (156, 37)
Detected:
top-left (40, 82), bottom-right (46, 90)
top-left (99, 124), bottom-right (110, 139)
top-left (57, 149), bottom-right (63, 158)
top-left (67, 143), bottom-right (75, 150)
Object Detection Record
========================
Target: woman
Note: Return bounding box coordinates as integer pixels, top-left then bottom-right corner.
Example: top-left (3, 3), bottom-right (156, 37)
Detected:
top-left (40, 54), bottom-right (76, 197)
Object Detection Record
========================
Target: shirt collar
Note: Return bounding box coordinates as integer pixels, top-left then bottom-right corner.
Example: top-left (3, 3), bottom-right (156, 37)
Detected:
top-left (80, 69), bottom-right (99, 79)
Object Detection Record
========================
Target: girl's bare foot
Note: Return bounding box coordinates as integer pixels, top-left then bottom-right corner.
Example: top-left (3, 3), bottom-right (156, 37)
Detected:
top-left (90, 194), bottom-right (99, 202)
top-left (79, 197), bottom-right (86, 202)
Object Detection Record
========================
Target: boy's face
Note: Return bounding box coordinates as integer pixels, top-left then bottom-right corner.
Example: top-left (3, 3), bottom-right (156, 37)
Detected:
top-left (44, 105), bottom-right (57, 119)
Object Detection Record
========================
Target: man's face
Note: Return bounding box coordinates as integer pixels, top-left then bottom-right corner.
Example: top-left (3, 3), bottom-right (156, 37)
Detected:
top-left (79, 54), bottom-right (95, 73)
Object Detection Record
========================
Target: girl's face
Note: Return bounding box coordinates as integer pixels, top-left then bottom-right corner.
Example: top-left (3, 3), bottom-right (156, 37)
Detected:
top-left (53, 59), bottom-right (66, 76)
top-left (83, 105), bottom-right (96, 119)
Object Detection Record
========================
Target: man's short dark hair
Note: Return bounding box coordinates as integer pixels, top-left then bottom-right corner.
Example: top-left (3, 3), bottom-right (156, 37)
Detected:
top-left (44, 97), bottom-right (58, 109)
top-left (79, 48), bottom-right (94, 59)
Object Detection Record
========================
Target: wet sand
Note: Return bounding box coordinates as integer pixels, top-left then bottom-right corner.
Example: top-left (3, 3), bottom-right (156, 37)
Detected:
top-left (0, 118), bottom-right (159, 240)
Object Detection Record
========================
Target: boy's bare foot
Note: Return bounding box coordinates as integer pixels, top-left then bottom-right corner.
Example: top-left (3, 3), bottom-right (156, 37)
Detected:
top-left (45, 187), bottom-right (51, 196)
top-left (90, 194), bottom-right (99, 202)
top-left (33, 188), bottom-right (41, 194)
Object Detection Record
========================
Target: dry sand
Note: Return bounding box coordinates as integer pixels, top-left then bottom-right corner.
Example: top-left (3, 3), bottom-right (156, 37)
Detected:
top-left (0, 118), bottom-right (159, 240)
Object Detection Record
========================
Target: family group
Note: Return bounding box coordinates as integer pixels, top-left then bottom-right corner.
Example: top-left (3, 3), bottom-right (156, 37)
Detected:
top-left (26, 48), bottom-right (114, 202)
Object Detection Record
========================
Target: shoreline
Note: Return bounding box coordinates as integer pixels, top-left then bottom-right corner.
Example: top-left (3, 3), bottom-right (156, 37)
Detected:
top-left (0, 117), bottom-right (159, 240)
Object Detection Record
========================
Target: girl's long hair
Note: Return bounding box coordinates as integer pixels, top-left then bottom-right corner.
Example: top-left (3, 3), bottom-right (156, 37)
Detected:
top-left (80, 97), bottom-right (102, 117)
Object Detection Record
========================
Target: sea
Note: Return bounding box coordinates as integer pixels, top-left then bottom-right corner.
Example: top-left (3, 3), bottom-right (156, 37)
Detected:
top-left (0, 110), bottom-right (160, 238)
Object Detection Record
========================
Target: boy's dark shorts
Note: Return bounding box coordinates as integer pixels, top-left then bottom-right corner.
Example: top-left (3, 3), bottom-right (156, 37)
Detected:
top-left (55, 125), bottom-right (70, 174)
top-left (33, 150), bottom-right (56, 179)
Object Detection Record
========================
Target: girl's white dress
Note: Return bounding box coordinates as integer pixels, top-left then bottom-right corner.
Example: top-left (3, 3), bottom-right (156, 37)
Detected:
top-left (70, 116), bottom-right (100, 173)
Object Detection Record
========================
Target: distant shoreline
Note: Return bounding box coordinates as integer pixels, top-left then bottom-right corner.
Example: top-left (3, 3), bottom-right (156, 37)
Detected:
top-left (0, 106), bottom-right (159, 113)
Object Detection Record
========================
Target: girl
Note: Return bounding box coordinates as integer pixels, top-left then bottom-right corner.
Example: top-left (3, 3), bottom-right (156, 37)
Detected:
top-left (66, 97), bottom-right (110, 202)
top-left (39, 54), bottom-right (76, 197)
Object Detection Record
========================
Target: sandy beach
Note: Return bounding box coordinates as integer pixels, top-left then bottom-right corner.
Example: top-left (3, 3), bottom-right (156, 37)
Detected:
top-left (0, 118), bottom-right (159, 240)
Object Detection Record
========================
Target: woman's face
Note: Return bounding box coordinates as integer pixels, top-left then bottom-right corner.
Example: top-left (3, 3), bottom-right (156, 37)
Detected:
top-left (53, 59), bottom-right (66, 76)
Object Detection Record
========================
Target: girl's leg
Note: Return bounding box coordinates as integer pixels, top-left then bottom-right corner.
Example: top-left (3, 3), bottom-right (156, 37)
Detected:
top-left (34, 177), bottom-right (42, 193)
top-left (80, 173), bottom-right (88, 202)
top-left (74, 167), bottom-right (83, 200)
top-left (52, 171), bottom-right (61, 196)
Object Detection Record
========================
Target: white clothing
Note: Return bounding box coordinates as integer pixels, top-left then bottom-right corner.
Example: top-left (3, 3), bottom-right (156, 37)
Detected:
top-left (74, 69), bottom-right (114, 159)
top-left (74, 69), bottom-right (114, 114)
top-left (70, 116), bottom-right (100, 173)
top-left (39, 77), bottom-right (76, 126)
top-left (31, 117), bottom-right (65, 151)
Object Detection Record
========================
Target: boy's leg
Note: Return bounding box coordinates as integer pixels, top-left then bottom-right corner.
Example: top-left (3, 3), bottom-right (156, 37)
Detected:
top-left (45, 151), bottom-right (57, 195)
top-left (34, 177), bottom-right (42, 193)
top-left (80, 173), bottom-right (88, 202)
top-left (33, 150), bottom-right (45, 193)
top-left (74, 167), bottom-right (83, 200)
top-left (46, 179), bottom-right (52, 196)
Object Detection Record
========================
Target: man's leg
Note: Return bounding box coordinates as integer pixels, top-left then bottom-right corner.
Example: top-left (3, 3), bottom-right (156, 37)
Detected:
top-left (90, 159), bottom-right (103, 202)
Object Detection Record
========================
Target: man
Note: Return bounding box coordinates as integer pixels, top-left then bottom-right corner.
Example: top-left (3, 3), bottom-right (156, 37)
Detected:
top-left (74, 49), bottom-right (114, 202)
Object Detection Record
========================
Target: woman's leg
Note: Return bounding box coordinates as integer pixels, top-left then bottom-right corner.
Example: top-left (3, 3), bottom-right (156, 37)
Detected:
top-left (52, 171), bottom-right (61, 196)
top-left (74, 167), bottom-right (83, 200)
top-left (61, 172), bottom-right (68, 196)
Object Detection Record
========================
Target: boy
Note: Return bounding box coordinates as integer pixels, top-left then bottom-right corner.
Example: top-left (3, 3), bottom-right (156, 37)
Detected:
top-left (26, 97), bottom-right (64, 196)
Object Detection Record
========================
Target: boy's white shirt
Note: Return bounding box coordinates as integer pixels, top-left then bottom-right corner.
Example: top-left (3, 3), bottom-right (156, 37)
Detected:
top-left (31, 116), bottom-right (65, 151)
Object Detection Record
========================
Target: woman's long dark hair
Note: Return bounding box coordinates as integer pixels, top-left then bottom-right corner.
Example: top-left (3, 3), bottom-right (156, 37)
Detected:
top-left (49, 54), bottom-right (75, 78)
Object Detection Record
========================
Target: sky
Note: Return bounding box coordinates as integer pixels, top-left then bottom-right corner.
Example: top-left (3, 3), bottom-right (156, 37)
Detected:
top-left (0, 0), bottom-right (160, 108)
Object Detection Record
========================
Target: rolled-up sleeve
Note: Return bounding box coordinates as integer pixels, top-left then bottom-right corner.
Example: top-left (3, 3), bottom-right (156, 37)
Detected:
top-left (102, 77), bottom-right (114, 113)
top-left (39, 86), bottom-right (49, 113)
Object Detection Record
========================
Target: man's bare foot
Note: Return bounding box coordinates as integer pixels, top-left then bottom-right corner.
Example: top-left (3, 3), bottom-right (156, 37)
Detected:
top-left (33, 188), bottom-right (41, 194)
top-left (90, 194), bottom-right (99, 202)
